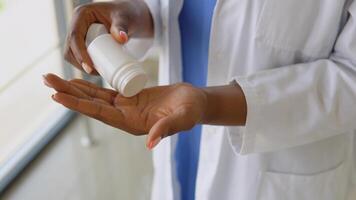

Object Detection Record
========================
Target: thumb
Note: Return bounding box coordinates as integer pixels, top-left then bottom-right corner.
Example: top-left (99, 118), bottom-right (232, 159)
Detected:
top-left (146, 110), bottom-right (195, 150)
top-left (110, 18), bottom-right (129, 44)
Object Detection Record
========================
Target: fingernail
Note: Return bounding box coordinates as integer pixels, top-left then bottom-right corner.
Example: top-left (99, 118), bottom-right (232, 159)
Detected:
top-left (147, 141), bottom-right (153, 150)
top-left (149, 137), bottom-right (161, 150)
top-left (82, 62), bottom-right (92, 74)
top-left (119, 31), bottom-right (128, 43)
top-left (42, 75), bottom-right (52, 87)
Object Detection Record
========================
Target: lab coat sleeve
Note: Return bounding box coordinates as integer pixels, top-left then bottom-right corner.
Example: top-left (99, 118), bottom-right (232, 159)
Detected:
top-left (228, 1), bottom-right (356, 155)
top-left (124, 0), bottom-right (162, 60)
top-left (144, 0), bottom-right (162, 47)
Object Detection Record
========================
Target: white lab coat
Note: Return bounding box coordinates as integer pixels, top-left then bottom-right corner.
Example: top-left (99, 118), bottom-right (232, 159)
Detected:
top-left (131, 0), bottom-right (356, 199)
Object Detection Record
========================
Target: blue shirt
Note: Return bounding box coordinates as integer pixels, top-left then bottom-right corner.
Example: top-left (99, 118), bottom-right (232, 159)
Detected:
top-left (175, 1), bottom-right (216, 199)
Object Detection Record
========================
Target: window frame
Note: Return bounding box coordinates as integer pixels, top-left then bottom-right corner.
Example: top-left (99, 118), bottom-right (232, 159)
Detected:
top-left (0, 0), bottom-right (93, 193)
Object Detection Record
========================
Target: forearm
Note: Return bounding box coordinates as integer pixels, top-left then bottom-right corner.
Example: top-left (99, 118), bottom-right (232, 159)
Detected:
top-left (200, 83), bottom-right (247, 126)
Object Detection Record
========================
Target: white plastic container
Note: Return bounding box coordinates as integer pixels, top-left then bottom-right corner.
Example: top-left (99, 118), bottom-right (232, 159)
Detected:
top-left (85, 24), bottom-right (147, 97)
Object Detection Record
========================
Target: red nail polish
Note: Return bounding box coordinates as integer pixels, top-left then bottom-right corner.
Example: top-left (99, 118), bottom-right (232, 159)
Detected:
top-left (119, 31), bottom-right (128, 42)
top-left (151, 137), bottom-right (161, 149)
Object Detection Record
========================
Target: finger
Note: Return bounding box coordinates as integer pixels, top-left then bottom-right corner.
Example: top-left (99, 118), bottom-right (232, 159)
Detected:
top-left (43, 73), bottom-right (89, 99)
top-left (64, 43), bottom-right (81, 69)
top-left (70, 78), bottom-right (117, 94)
top-left (68, 7), bottom-right (107, 74)
top-left (146, 109), bottom-right (194, 150)
top-left (110, 16), bottom-right (129, 44)
top-left (65, 46), bottom-right (99, 75)
top-left (70, 34), bottom-right (95, 74)
top-left (93, 98), bottom-right (111, 106)
top-left (69, 79), bottom-right (117, 103)
top-left (92, 98), bottom-right (111, 106)
top-left (52, 93), bottom-right (124, 125)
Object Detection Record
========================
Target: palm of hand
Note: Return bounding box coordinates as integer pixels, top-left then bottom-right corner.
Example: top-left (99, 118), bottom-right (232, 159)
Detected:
top-left (113, 84), bottom-right (205, 135)
top-left (43, 74), bottom-right (207, 148)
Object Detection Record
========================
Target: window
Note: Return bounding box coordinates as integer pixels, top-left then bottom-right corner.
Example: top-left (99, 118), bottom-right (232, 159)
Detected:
top-left (0, 0), bottom-right (91, 192)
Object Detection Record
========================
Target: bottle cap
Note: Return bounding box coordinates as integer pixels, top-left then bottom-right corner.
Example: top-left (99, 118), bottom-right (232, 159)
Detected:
top-left (112, 63), bottom-right (148, 97)
top-left (120, 67), bottom-right (148, 97)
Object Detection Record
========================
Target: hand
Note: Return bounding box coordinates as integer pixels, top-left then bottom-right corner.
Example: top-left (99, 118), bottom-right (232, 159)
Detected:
top-left (64, 0), bottom-right (154, 74)
top-left (43, 74), bottom-right (208, 149)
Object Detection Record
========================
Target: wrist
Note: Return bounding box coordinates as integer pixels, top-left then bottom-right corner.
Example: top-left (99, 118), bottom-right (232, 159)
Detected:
top-left (199, 87), bottom-right (217, 124)
top-left (199, 84), bottom-right (247, 126)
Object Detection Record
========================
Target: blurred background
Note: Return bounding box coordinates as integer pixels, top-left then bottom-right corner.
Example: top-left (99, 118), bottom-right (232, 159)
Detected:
top-left (0, 0), bottom-right (157, 199)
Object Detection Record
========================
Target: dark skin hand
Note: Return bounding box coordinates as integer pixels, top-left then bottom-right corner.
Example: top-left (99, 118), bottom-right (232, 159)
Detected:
top-left (43, 74), bottom-right (247, 149)
top-left (57, 1), bottom-right (247, 149)
top-left (64, 0), bottom-right (154, 74)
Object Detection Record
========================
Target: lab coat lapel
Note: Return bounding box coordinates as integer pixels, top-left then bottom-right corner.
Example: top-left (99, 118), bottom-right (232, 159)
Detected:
top-left (153, 0), bottom-right (183, 199)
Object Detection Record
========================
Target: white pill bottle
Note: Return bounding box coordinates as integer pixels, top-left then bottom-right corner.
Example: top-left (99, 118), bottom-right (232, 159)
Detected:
top-left (85, 23), bottom-right (148, 97)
